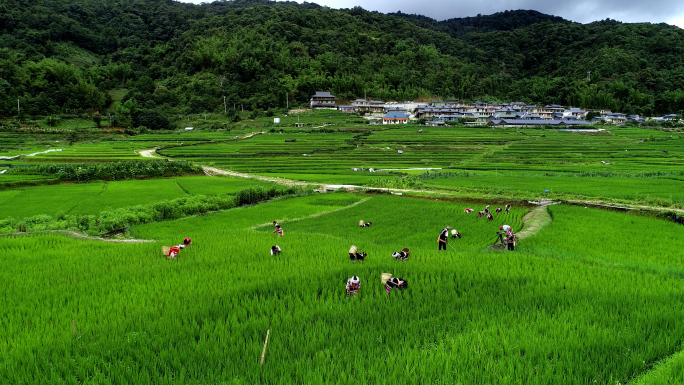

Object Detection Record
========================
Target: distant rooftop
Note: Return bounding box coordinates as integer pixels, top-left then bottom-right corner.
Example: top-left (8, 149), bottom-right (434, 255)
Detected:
top-left (313, 91), bottom-right (335, 98)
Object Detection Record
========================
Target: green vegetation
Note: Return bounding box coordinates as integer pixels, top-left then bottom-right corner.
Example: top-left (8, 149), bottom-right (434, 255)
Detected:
top-left (2, 2), bottom-right (684, 122)
top-left (4, 161), bottom-right (202, 184)
top-left (0, 185), bottom-right (296, 234)
top-left (3, 2), bottom-right (684, 382)
top-left (3, 194), bottom-right (684, 383)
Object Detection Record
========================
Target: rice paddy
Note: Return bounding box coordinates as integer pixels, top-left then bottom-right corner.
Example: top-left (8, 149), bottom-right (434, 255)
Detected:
top-left (2, 112), bottom-right (684, 383)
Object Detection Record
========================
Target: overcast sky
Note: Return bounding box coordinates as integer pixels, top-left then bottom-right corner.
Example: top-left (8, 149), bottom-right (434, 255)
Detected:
top-left (177, 0), bottom-right (684, 28)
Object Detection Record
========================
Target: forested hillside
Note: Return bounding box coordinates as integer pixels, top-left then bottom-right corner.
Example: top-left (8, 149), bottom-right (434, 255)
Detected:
top-left (1, 0), bottom-right (683, 126)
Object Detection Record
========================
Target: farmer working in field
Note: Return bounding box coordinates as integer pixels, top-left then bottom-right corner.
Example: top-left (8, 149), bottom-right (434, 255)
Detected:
top-left (385, 277), bottom-right (408, 294)
top-left (180, 237), bottom-right (191, 248)
top-left (168, 245), bottom-right (181, 259)
top-left (273, 224), bottom-right (284, 236)
top-left (497, 225), bottom-right (511, 244)
top-left (346, 276), bottom-right (361, 296)
top-left (438, 226), bottom-right (450, 250)
top-left (506, 227), bottom-right (516, 251)
top-left (270, 245), bottom-right (281, 255)
top-left (505, 204), bottom-right (511, 213)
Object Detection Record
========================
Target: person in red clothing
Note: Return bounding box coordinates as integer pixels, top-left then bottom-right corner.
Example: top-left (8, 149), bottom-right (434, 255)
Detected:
top-left (168, 245), bottom-right (181, 259)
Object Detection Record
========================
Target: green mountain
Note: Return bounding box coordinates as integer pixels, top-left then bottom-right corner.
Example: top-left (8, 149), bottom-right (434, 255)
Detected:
top-left (1, 0), bottom-right (683, 125)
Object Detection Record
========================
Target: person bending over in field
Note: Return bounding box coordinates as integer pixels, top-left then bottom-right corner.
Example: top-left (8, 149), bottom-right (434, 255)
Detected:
top-left (495, 207), bottom-right (502, 213)
top-left (270, 245), bottom-right (281, 255)
top-left (485, 205), bottom-right (491, 214)
top-left (438, 226), bottom-right (450, 250)
top-left (392, 251), bottom-right (409, 261)
top-left (487, 213), bottom-right (494, 222)
top-left (451, 229), bottom-right (461, 239)
top-left (385, 277), bottom-right (408, 294)
top-left (505, 204), bottom-right (511, 213)
top-left (273, 224), bottom-right (284, 236)
top-left (350, 251), bottom-right (367, 261)
top-left (346, 276), bottom-right (361, 296)
top-left (362, 221), bottom-right (372, 227)
top-left (496, 225), bottom-right (511, 244)
top-left (168, 245), bottom-right (181, 259)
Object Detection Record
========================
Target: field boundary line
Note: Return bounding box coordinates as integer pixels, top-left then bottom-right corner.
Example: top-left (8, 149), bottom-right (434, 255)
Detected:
top-left (249, 197), bottom-right (371, 230)
top-left (1, 230), bottom-right (155, 243)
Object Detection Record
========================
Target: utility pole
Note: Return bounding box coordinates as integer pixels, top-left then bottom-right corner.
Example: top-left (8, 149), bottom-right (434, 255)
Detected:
top-left (17, 99), bottom-right (20, 116)
top-left (587, 71), bottom-right (591, 81)
top-left (286, 92), bottom-right (289, 110)
top-left (223, 96), bottom-right (227, 114)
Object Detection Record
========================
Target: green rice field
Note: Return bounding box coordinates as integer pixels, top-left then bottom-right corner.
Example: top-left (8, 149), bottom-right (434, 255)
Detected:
top-left (3, 112), bottom-right (684, 383)
top-left (2, 194), bottom-right (684, 383)
top-left (0, 176), bottom-right (276, 220)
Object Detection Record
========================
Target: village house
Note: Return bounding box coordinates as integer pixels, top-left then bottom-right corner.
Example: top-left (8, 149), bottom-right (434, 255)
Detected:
top-left (565, 107), bottom-right (588, 119)
top-left (368, 100), bottom-right (385, 113)
top-left (492, 107), bottom-right (519, 118)
top-left (351, 99), bottom-right (370, 110)
top-left (310, 91), bottom-right (336, 109)
top-left (337, 105), bottom-right (354, 113)
top-left (382, 111), bottom-right (409, 124)
top-left (603, 113), bottom-right (627, 124)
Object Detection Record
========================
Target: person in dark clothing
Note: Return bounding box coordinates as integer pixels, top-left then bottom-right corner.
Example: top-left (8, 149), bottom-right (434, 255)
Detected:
top-left (438, 226), bottom-right (450, 250)
top-left (270, 245), bottom-right (281, 255)
top-left (349, 251), bottom-right (367, 261)
top-left (385, 277), bottom-right (408, 294)
top-left (392, 251), bottom-right (409, 261)
top-left (505, 204), bottom-right (511, 213)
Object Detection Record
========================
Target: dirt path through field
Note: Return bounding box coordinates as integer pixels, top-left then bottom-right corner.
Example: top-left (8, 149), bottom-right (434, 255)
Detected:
top-left (137, 148), bottom-right (161, 158)
top-left (517, 200), bottom-right (555, 239)
top-left (2, 230), bottom-right (155, 243)
top-left (249, 197), bottom-right (371, 230)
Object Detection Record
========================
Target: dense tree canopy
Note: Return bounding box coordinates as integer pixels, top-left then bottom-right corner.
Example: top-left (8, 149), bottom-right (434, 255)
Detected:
top-left (1, 0), bottom-right (683, 123)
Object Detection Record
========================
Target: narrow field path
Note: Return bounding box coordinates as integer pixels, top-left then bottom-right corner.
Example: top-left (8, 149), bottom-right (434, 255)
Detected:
top-left (517, 200), bottom-right (555, 240)
top-left (1, 230), bottom-right (155, 243)
top-left (0, 148), bottom-right (63, 160)
top-left (137, 148), bottom-right (161, 158)
top-left (202, 165), bottom-right (308, 186)
top-left (249, 197), bottom-right (371, 230)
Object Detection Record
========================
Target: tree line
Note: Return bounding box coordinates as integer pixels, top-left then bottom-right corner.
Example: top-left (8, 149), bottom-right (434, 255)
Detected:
top-left (1, 0), bottom-right (683, 127)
